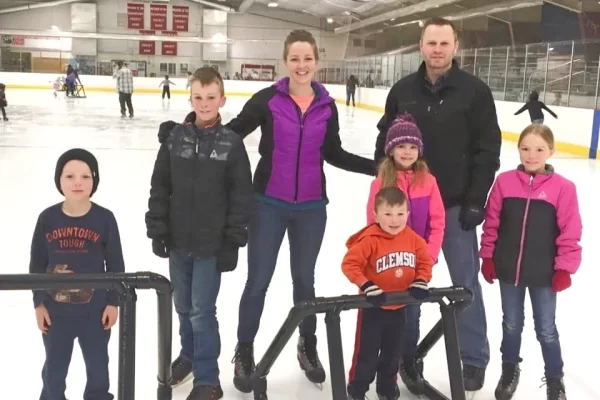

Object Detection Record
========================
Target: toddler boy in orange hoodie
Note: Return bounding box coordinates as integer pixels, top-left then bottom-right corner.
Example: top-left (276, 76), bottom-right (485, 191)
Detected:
top-left (342, 186), bottom-right (433, 400)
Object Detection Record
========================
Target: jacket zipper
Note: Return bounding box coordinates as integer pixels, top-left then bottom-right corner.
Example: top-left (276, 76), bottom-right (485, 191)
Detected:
top-left (294, 106), bottom-right (305, 202)
top-left (190, 134), bottom-right (199, 249)
top-left (514, 174), bottom-right (534, 285)
top-left (405, 171), bottom-right (413, 228)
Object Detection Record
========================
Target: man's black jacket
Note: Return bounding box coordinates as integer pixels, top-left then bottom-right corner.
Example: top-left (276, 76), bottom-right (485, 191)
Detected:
top-left (375, 61), bottom-right (502, 210)
top-left (145, 116), bottom-right (254, 257)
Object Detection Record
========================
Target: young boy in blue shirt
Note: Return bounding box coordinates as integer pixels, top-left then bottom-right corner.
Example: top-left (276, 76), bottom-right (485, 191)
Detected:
top-left (30, 148), bottom-right (124, 400)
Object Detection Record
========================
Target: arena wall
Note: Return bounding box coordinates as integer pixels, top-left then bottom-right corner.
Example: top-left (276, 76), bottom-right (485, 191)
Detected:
top-left (0, 71), bottom-right (597, 159)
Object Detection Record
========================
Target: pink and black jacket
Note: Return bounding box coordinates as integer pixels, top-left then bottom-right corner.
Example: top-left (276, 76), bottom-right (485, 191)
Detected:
top-left (479, 165), bottom-right (582, 287)
top-left (367, 170), bottom-right (446, 263)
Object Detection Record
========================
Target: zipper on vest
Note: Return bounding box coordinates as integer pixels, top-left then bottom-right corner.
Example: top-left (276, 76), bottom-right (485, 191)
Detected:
top-left (405, 171), bottom-right (414, 228)
top-left (294, 106), bottom-right (304, 203)
top-left (514, 174), bottom-right (534, 285)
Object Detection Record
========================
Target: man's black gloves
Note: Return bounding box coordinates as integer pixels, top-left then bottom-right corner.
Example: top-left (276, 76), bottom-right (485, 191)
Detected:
top-left (459, 204), bottom-right (484, 231)
top-left (152, 238), bottom-right (170, 258)
top-left (217, 243), bottom-right (239, 272)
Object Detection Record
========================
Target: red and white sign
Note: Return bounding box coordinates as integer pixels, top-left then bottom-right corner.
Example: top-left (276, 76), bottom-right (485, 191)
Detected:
top-left (127, 3), bottom-right (145, 29)
top-left (172, 5), bottom-right (189, 32)
top-left (139, 40), bottom-right (155, 55)
top-left (161, 41), bottom-right (177, 56)
top-left (150, 4), bottom-right (167, 31)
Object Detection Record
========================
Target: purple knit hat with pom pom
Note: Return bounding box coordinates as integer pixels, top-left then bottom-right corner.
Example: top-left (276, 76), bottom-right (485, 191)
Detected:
top-left (384, 113), bottom-right (424, 157)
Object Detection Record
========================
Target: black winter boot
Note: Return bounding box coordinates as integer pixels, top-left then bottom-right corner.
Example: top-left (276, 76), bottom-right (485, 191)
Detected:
top-left (399, 356), bottom-right (425, 395)
top-left (169, 356), bottom-right (193, 387)
top-left (186, 384), bottom-right (223, 400)
top-left (544, 376), bottom-right (567, 400)
top-left (494, 363), bottom-right (520, 400)
top-left (464, 364), bottom-right (486, 392)
top-left (232, 342), bottom-right (255, 393)
top-left (297, 335), bottom-right (326, 384)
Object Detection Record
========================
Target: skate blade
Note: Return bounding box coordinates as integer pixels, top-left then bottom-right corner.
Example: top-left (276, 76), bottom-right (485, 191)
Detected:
top-left (465, 391), bottom-right (477, 400)
top-left (170, 373), bottom-right (193, 388)
top-left (312, 382), bottom-right (323, 391)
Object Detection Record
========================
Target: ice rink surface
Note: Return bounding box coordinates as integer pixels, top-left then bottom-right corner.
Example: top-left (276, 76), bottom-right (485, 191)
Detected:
top-left (0, 89), bottom-right (598, 399)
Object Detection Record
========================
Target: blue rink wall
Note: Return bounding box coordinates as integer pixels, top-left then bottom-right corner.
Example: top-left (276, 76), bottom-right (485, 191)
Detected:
top-left (0, 71), bottom-right (598, 159)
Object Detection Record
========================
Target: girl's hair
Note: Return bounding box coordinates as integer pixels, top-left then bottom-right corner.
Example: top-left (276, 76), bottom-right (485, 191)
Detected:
top-left (518, 123), bottom-right (555, 151)
top-left (378, 157), bottom-right (430, 188)
top-left (283, 29), bottom-right (319, 61)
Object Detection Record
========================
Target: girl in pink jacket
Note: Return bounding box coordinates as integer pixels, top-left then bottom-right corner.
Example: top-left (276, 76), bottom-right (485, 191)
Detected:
top-left (479, 124), bottom-right (582, 400)
top-left (366, 113), bottom-right (445, 397)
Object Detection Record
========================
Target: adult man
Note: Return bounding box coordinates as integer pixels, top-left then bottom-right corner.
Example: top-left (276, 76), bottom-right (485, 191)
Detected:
top-left (113, 61), bottom-right (134, 118)
top-left (374, 17), bottom-right (501, 395)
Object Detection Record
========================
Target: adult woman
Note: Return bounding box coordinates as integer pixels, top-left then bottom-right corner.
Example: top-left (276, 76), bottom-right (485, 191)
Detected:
top-left (228, 29), bottom-right (374, 393)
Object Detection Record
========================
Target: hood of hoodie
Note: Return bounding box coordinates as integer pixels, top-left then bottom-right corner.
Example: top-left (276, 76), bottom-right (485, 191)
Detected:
top-left (346, 223), bottom-right (396, 249)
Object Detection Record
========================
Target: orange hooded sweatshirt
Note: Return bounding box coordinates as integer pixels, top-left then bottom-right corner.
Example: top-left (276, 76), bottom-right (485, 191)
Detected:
top-left (342, 223), bottom-right (433, 310)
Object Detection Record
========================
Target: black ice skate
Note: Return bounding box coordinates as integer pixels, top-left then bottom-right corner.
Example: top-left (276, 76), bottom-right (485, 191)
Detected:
top-left (464, 364), bottom-right (486, 398)
top-left (297, 335), bottom-right (326, 386)
top-left (232, 342), bottom-right (255, 393)
top-left (544, 376), bottom-right (567, 400)
top-left (494, 363), bottom-right (520, 400)
top-left (398, 356), bottom-right (425, 395)
top-left (169, 356), bottom-right (193, 387)
top-left (185, 384), bottom-right (223, 400)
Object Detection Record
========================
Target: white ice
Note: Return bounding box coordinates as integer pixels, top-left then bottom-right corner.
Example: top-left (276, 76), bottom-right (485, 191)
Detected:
top-left (0, 89), bottom-right (598, 400)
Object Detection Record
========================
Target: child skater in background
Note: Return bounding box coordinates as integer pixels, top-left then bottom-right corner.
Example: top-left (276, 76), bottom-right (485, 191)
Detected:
top-left (514, 90), bottom-right (557, 124)
top-left (343, 186), bottom-right (433, 400)
top-left (366, 113), bottom-right (445, 397)
top-left (29, 148), bottom-right (124, 400)
top-left (159, 75), bottom-right (176, 100)
top-left (52, 77), bottom-right (62, 98)
top-left (0, 83), bottom-right (8, 121)
top-left (479, 124), bottom-right (582, 400)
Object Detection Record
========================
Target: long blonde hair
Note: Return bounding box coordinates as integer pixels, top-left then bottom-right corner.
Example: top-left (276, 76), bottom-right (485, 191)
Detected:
top-left (378, 155), bottom-right (430, 188)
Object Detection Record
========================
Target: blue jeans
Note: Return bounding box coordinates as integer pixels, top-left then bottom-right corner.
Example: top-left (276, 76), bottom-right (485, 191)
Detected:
top-left (499, 282), bottom-right (563, 377)
top-left (237, 199), bottom-right (327, 342)
top-left (441, 206), bottom-right (490, 368)
top-left (400, 304), bottom-right (421, 358)
top-left (169, 251), bottom-right (221, 386)
top-left (40, 312), bottom-right (112, 400)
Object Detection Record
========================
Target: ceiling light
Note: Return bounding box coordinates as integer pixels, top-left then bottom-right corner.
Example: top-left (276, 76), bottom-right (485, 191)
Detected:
top-left (327, 17), bottom-right (333, 23)
top-left (267, 2), bottom-right (278, 6)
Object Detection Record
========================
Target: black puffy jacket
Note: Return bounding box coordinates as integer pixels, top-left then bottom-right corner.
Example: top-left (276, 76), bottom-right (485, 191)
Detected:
top-left (145, 115), bottom-right (254, 258)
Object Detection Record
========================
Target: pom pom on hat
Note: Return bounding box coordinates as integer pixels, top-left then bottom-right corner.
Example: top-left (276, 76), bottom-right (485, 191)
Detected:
top-left (55, 148), bottom-right (100, 196)
top-left (384, 113), bottom-right (424, 157)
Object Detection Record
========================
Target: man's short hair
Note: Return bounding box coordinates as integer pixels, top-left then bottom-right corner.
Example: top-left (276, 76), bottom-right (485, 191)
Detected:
top-left (190, 67), bottom-right (224, 96)
top-left (421, 17), bottom-right (458, 40)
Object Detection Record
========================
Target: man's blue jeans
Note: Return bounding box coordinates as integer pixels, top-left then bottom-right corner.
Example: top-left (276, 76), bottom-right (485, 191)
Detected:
top-left (169, 250), bottom-right (221, 386)
top-left (499, 281), bottom-right (563, 377)
top-left (441, 206), bottom-right (490, 368)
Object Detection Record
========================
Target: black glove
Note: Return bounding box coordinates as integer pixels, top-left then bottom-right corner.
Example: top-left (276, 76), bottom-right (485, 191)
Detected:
top-left (157, 121), bottom-right (177, 144)
top-left (409, 279), bottom-right (429, 300)
top-left (458, 204), bottom-right (484, 231)
top-left (217, 243), bottom-right (239, 272)
top-left (152, 238), bottom-right (170, 258)
top-left (360, 280), bottom-right (387, 307)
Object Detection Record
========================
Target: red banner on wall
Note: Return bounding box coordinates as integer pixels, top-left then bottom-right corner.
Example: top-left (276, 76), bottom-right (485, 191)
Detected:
top-left (127, 3), bottom-right (145, 29)
top-left (150, 4), bottom-right (167, 30)
top-left (172, 5), bottom-right (189, 32)
top-left (139, 40), bottom-right (155, 55)
top-left (161, 41), bottom-right (178, 56)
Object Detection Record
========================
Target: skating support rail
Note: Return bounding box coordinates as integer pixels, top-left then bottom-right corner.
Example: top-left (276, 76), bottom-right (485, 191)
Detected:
top-left (251, 286), bottom-right (473, 400)
top-left (0, 272), bottom-right (174, 400)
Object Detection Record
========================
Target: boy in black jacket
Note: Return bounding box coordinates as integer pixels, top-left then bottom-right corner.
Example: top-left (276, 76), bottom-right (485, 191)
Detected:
top-left (145, 67), bottom-right (253, 400)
